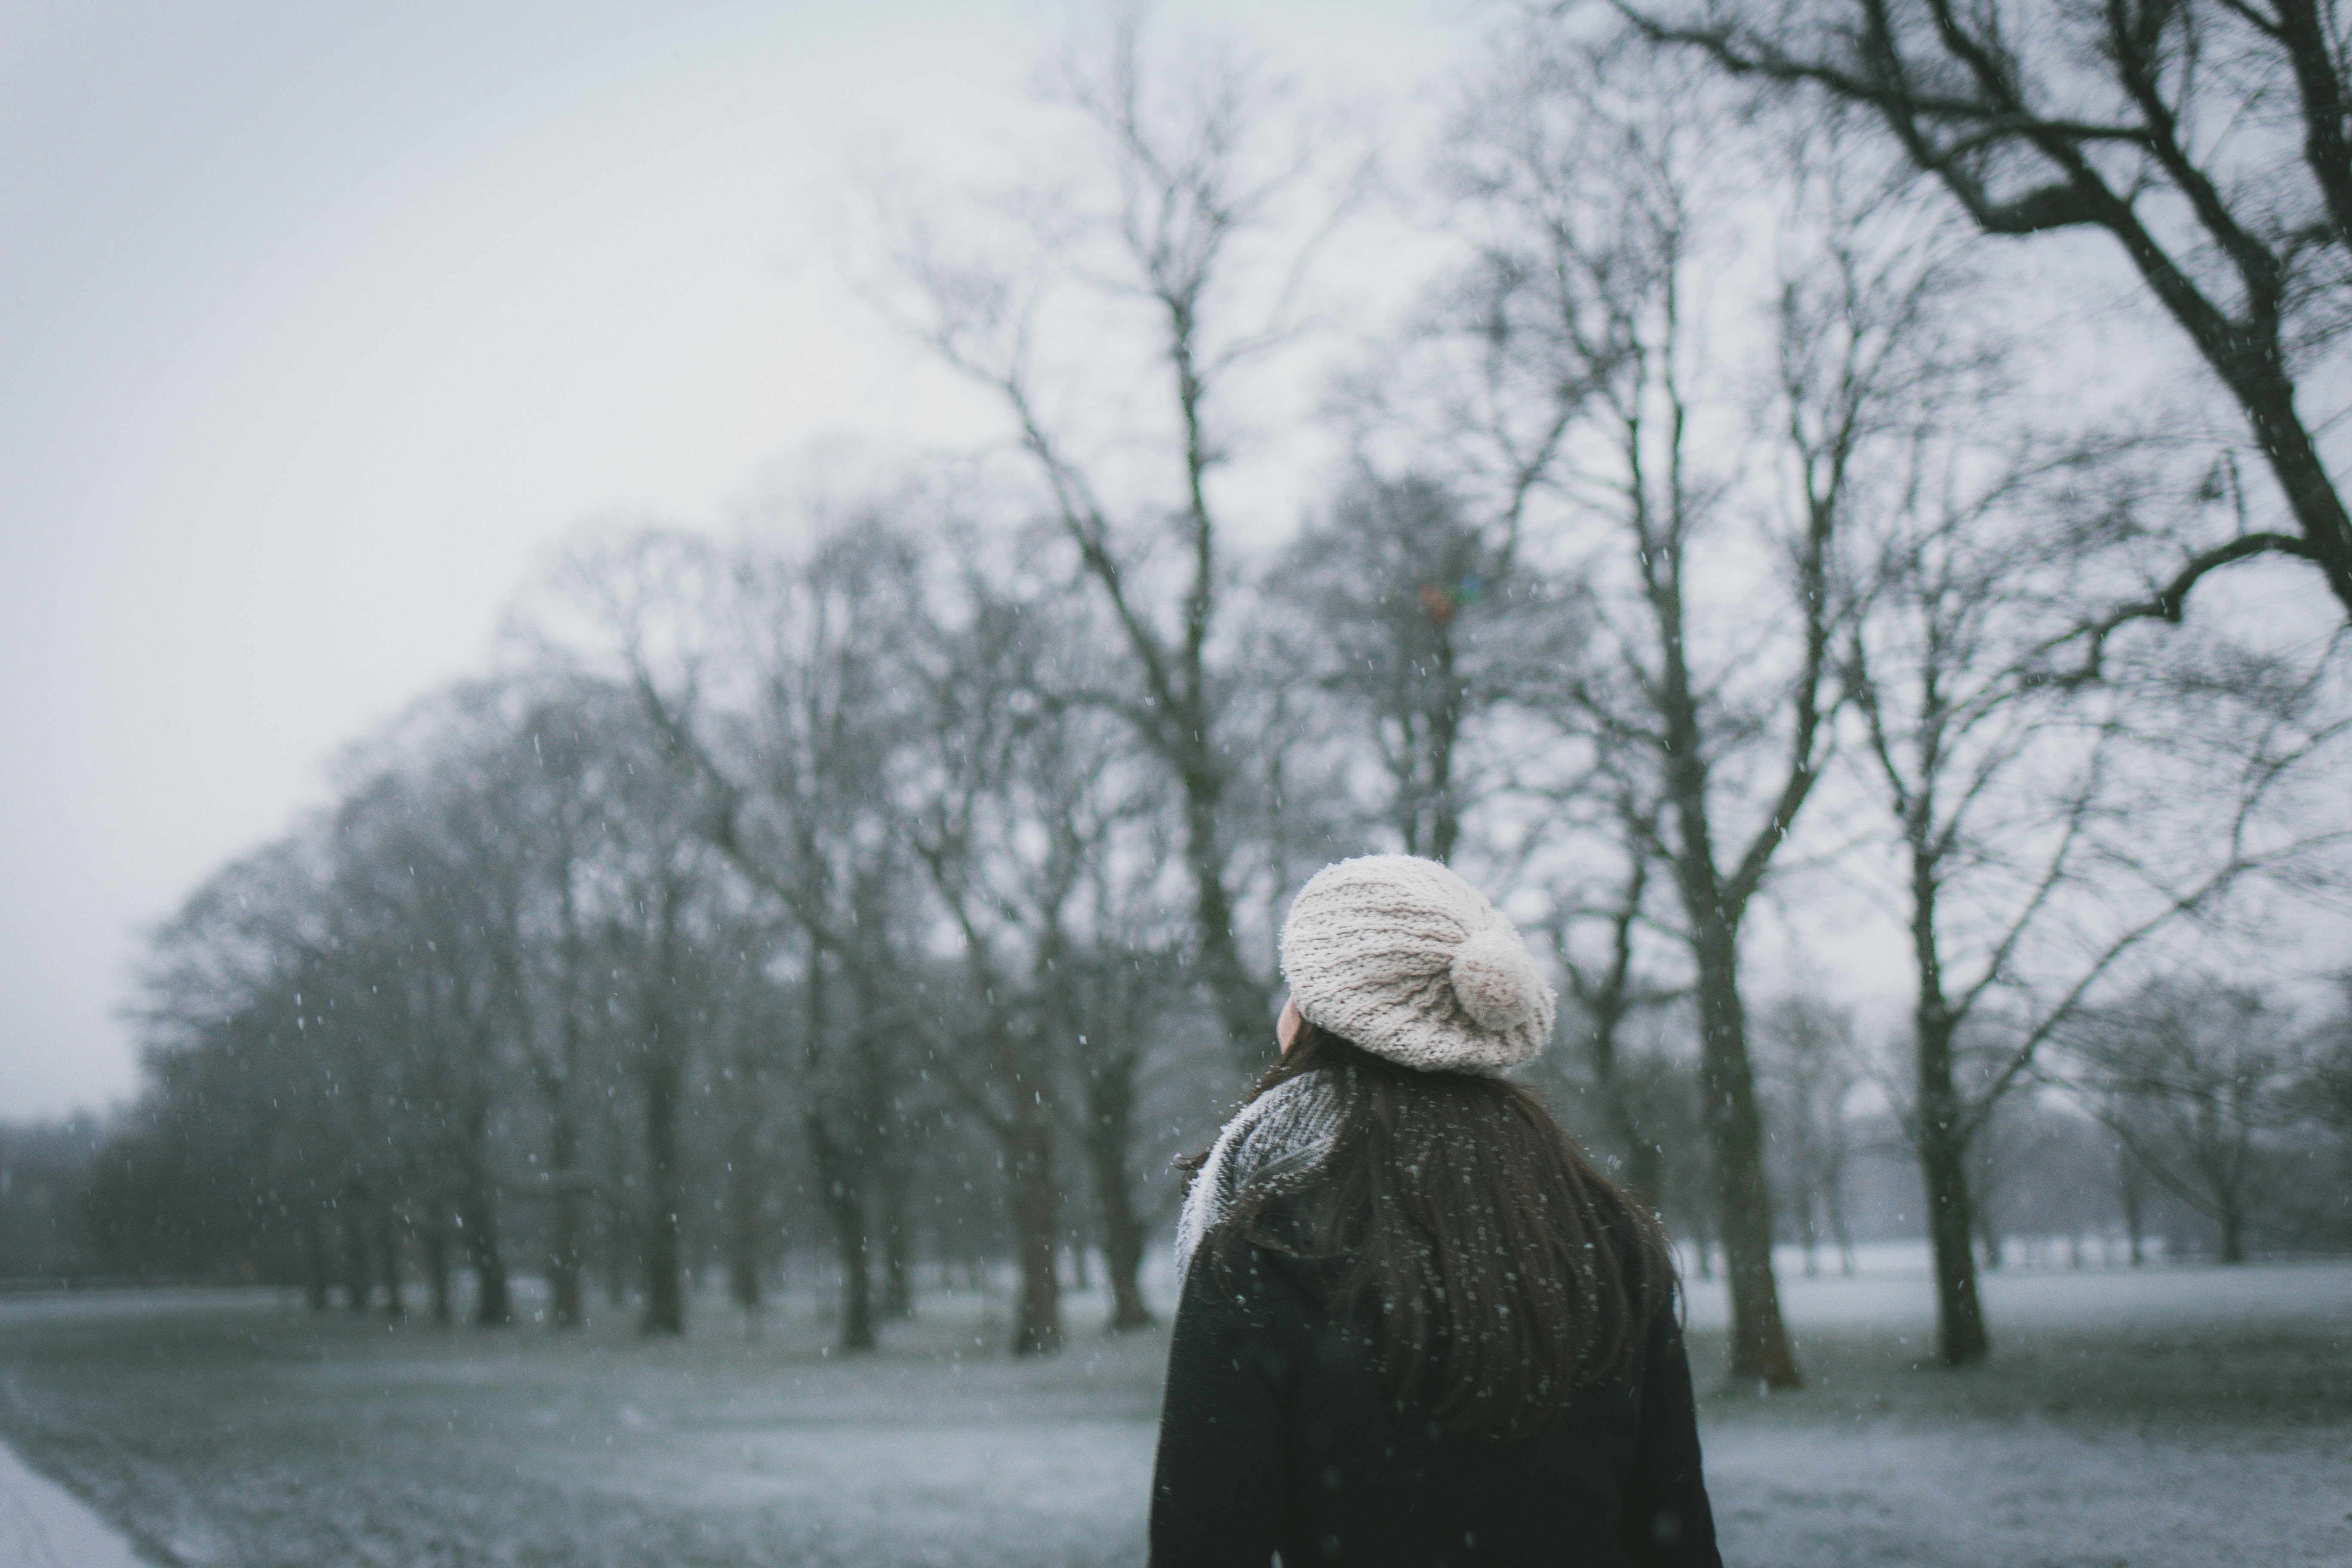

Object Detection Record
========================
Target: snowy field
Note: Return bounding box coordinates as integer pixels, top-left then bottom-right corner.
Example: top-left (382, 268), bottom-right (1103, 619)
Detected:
top-left (0, 1254), bottom-right (2346, 1568)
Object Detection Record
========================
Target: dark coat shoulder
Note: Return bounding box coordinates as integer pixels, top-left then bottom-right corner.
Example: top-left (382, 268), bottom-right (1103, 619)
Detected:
top-left (1148, 1242), bottom-right (1720, 1568)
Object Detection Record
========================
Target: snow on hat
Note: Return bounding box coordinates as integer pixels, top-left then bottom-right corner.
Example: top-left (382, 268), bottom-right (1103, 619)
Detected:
top-left (1278, 854), bottom-right (1556, 1075)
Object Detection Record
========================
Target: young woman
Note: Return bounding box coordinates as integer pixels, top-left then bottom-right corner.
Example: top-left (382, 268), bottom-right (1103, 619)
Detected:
top-left (1149, 855), bottom-right (1720, 1567)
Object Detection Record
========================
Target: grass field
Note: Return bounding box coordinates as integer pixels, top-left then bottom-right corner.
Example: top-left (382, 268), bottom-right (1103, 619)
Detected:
top-left (2, 1255), bottom-right (2346, 1567)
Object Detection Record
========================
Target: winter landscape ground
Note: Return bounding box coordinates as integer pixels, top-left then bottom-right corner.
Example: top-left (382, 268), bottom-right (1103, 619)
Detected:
top-left (0, 1253), bottom-right (2345, 1568)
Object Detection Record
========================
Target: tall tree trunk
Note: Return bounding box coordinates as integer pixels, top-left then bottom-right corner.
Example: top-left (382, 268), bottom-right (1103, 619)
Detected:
top-left (2217, 1197), bottom-right (2247, 1264)
top-left (1653, 536), bottom-right (1805, 1388)
top-left (602, 1103), bottom-right (631, 1308)
top-left (1918, 1113), bottom-right (1988, 1364)
top-left (1825, 1162), bottom-right (1856, 1278)
top-left (1582, 847), bottom-right (1668, 1218)
top-left (461, 1187), bottom-right (511, 1328)
top-left (726, 1089), bottom-right (765, 1325)
top-left (1178, 760), bottom-right (1274, 1073)
top-left (377, 1209), bottom-right (404, 1319)
top-left (1689, 916), bottom-right (1800, 1388)
top-left (422, 1217), bottom-right (453, 1325)
top-left (301, 1211), bottom-right (331, 1314)
top-left (2117, 1141), bottom-right (2146, 1266)
top-left (1915, 1025), bottom-right (1990, 1364)
top-left (603, 1203), bottom-right (630, 1307)
top-left (1084, 1060), bottom-right (1154, 1332)
top-left (547, 856), bottom-right (588, 1330)
top-left (1007, 1113), bottom-right (1065, 1357)
top-left (1908, 824), bottom-right (1991, 1364)
top-left (548, 1105), bottom-right (584, 1329)
top-left (457, 1101), bottom-right (511, 1327)
top-left (1426, 624), bottom-right (1463, 864)
top-left (811, 1112), bottom-right (875, 1352)
top-left (340, 1197), bottom-right (371, 1313)
top-left (640, 1044), bottom-right (685, 1337)
top-left (878, 1139), bottom-right (914, 1320)
top-left (809, 931), bottom-right (884, 1354)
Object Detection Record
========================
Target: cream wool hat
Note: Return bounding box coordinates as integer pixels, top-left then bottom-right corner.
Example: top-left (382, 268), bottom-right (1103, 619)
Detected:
top-left (1278, 854), bottom-right (1556, 1075)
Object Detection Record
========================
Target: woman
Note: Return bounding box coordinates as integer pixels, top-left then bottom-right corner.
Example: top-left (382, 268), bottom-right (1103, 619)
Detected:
top-left (1149, 855), bottom-right (1720, 1567)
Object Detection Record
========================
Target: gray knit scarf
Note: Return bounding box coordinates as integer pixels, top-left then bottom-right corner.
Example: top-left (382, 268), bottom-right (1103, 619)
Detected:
top-left (1173, 1068), bottom-right (1352, 1286)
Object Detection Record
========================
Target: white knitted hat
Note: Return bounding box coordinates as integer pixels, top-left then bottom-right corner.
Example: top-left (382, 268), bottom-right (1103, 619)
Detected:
top-left (1278, 854), bottom-right (1556, 1075)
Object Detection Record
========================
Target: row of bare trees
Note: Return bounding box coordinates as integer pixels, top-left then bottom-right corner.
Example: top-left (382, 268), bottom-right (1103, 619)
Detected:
top-left (62, 6), bottom-right (2352, 1383)
top-left (1752, 978), bottom-right (2352, 1273)
top-left (92, 678), bottom-right (744, 1332)
top-left (92, 533), bottom-right (1231, 1354)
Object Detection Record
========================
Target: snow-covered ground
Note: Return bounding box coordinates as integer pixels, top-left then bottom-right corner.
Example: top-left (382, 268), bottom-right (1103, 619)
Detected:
top-left (1, 1256), bottom-right (2346, 1567)
top-left (1683, 1256), bottom-right (2352, 1567)
top-left (0, 1431), bottom-right (145, 1568)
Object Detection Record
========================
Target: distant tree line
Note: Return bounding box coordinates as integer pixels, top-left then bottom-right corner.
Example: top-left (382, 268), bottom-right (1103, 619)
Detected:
top-left (8, 6), bottom-right (2350, 1375)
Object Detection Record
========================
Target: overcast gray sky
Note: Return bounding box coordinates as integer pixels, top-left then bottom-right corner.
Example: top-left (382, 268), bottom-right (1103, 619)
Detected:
top-left (0, 0), bottom-right (1471, 1119)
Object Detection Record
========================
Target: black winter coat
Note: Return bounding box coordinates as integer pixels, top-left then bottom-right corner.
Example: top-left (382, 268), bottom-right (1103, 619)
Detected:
top-left (1147, 1240), bottom-right (1721, 1568)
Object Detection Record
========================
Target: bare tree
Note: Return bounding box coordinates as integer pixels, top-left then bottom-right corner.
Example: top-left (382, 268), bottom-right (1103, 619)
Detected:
top-left (1627, 0), bottom-right (2352, 631)
top-left (1282, 472), bottom-right (1589, 862)
top-left (117, 838), bottom-right (351, 1299)
top-left (1837, 410), bottom-right (2184, 1359)
top-left (2105, 1098), bottom-right (2157, 1264)
top-left (497, 681), bottom-right (622, 1332)
top-left (1063, 939), bottom-right (1185, 1332)
top-left (528, 522), bottom-right (924, 1352)
top-left (1756, 994), bottom-right (1863, 1277)
top-left (332, 698), bottom-right (553, 1330)
top-left (1852, 557), bottom-right (2349, 1344)
top-left (1544, 790), bottom-right (1688, 1218)
top-left (897, 577), bottom-right (1075, 1356)
top-left (719, 977), bottom-right (784, 1335)
top-left (569, 711), bottom-right (718, 1338)
top-left (896, 547), bottom-right (1194, 1350)
top-left (2070, 978), bottom-right (2305, 1261)
top-left (869, 14), bottom-right (1365, 1066)
top-left (1439, 34), bottom-right (1956, 1384)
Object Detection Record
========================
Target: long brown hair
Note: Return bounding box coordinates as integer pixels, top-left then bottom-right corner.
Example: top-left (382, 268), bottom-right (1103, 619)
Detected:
top-left (1191, 1021), bottom-right (1676, 1442)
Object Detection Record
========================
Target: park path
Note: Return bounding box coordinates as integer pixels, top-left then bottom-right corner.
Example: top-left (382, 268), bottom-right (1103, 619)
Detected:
top-left (0, 1436), bottom-right (146, 1568)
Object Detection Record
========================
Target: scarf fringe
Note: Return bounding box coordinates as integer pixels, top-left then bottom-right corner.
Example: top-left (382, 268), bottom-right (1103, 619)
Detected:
top-left (1174, 1069), bottom-right (1350, 1286)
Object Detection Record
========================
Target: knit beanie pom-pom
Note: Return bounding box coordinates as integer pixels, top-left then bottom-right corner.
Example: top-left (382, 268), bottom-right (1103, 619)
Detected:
top-left (1449, 924), bottom-right (1547, 1033)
